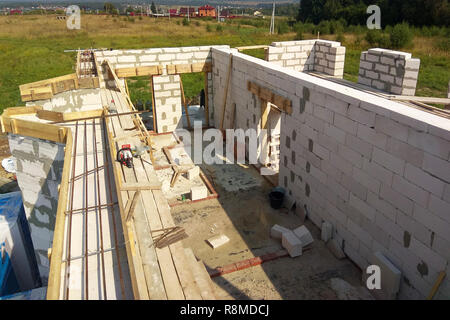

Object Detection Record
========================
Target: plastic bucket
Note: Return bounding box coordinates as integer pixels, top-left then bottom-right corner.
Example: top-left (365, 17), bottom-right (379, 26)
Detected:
top-left (269, 187), bottom-right (285, 209)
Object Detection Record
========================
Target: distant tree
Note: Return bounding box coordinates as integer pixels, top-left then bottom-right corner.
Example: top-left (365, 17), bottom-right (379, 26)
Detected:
top-left (151, 2), bottom-right (156, 14)
top-left (103, 2), bottom-right (116, 14)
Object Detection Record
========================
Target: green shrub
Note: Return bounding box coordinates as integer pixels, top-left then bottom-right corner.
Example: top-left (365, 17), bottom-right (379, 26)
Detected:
top-left (195, 21), bottom-right (200, 27)
top-left (216, 24), bottom-right (223, 32)
top-left (206, 24), bottom-right (212, 32)
top-left (182, 18), bottom-right (190, 26)
top-left (336, 33), bottom-right (345, 44)
top-left (389, 23), bottom-right (413, 49)
top-left (277, 21), bottom-right (289, 35)
top-left (434, 38), bottom-right (450, 51)
top-left (329, 20), bottom-right (344, 35)
top-left (366, 29), bottom-right (390, 48)
top-left (318, 20), bottom-right (331, 35)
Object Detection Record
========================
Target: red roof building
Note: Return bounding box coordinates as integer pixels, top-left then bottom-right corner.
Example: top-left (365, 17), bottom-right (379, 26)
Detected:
top-left (179, 7), bottom-right (195, 17)
top-left (198, 5), bottom-right (215, 17)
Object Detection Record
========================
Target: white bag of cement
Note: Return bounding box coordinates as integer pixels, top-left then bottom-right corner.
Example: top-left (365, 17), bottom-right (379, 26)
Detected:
top-left (2, 158), bottom-right (16, 174)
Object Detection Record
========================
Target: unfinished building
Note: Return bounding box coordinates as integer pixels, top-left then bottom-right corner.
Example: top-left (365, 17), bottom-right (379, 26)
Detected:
top-left (1, 40), bottom-right (449, 300)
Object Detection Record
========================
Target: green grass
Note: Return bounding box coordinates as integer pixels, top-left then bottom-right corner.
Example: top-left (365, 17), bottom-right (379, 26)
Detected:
top-left (0, 15), bottom-right (449, 112)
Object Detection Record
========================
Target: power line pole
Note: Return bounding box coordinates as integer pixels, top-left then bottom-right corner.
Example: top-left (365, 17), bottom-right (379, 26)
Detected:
top-left (269, 2), bottom-right (275, 34)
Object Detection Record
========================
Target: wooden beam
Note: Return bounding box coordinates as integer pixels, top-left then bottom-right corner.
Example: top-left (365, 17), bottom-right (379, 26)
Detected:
top-left (180, 78), bottom-right (191, 129)
top-left (121, 182), bottom-right (162, 191)
top-left (125, 190), bottom-right (141, 222)
top-left (247, 81), bottom-right (292, 115)
top-left (46, 130), bottom-right (73, 299)
top-left (235, 45), bottom-right (269, 51)
top-left (220, 54), bottom-right (233, 130)
top-left (115, 62), bottom-right (212, 78)
top-left (390, 95), bottom-right (450, 105)
top-left (204, 73), bottom-right (210, 127)
top-left (427, 271), bottom-right (446, 300)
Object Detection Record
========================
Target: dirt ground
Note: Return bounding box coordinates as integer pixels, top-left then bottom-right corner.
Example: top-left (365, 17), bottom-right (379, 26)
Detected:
top-left (171, 161), bottom-right (372, 300)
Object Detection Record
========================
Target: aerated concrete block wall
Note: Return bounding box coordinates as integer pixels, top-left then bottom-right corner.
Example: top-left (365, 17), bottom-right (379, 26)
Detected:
top-left (153, 74), bottom-right (183, 133)
top-left (211, 47), bottom-right (450, 300)
top-left (25, 89), bottom-right (102, 112)
top-left (8, 134), bottom-right (65, 285)
top-left (267, 40), bottom-right (345, 78)
top-left (358, 48), bottom-right (420, 96)
top-left (95, 45), bottom-right (230, 126)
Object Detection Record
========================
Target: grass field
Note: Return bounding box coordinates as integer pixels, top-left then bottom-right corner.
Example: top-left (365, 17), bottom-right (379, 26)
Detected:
top-left (0, 14), bottom-right (448, 112)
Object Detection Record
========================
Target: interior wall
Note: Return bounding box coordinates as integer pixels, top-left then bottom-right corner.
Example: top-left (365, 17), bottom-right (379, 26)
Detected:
top-left (95, 45), bottom-right (230, 127)
top-left (211, 47), bottom-right (450, 300)
top-left (267, 40), bottom-right (345, 78)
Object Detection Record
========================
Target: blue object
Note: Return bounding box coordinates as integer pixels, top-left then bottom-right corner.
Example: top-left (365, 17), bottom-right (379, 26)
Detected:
top-left (0, 192), bottom-right (41, 296)
top-left (0, 244), bottom-right (20, 297)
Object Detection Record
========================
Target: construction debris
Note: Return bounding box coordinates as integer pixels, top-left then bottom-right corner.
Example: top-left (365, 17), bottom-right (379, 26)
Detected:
top-left (206, 234), bottom-right (230, 249)
top-left (270, 224), bottom-right (291, 240)
top-left (282, 231), bottom-right (303, 258)
top-left (191, 185), bottom-right (208, 201)
top-left (321, 221), bottom-right (333, 242)
top-left (292, 226), bottom-right (314, 247)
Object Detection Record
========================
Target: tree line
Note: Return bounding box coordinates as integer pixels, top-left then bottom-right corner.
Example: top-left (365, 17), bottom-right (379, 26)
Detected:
top-left (297, 0), bottom-right (449, 27)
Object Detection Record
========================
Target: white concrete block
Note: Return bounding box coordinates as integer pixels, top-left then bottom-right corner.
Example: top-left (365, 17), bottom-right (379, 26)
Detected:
top-left (191, 186), bottom-right (208, 201)
top-left (404, 163), bottom-right (445, 197)
top-left (293, 225), bottom-right (314, 247)
top-left (372, 147), bottom-right (405, 175)
top-left (282, 231), bottom-right (303, 258)
top-left (270, 224), bottom-right (291, 240)
top-left (187, 166), bottom-right (200, 180)
top-left (206, 234), bottom-right (230, 249)
top-left (321, 221), bottom-right (333, 242)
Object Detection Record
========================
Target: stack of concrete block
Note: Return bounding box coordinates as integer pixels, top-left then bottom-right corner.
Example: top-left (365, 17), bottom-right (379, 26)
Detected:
top-left (8, 134), bottom-right (65, 286)
top-left (267, 40), bottom-right (316, 72)
top-left (314, 40), bottom-right (346, 78)
top-left (211, 47), bottom-right (450, 300)
top-left (271, 224), bottom-right (314, 257)
top-left (358, 48), bottom-right (420, 96)
top-left (266, 40), bottom-right (345, 78)
top-left (153, 74), bottom-right (182, 133)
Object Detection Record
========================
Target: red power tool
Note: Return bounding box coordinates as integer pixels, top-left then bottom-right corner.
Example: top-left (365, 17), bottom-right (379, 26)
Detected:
top-left (117, 144), bottom-right (133, 168)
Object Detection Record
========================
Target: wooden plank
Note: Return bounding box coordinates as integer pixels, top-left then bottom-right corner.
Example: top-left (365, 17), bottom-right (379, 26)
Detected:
top-left (102, 90), bottom-right (152, 300)
top-left (121, 182), bottom-right (162, 191)
top-left (125, 190), bottom-right (141, 222)
top-left (236, 45), bottom-right (269, 51)
top-left (390, 95), bottom-right (450, 105)
top-left (184, 248), bottom-right (216, 300)
top-left (204, 73), bottom-right (210, 127)
top-left (261, 99), bottom-right (270, 129)
top-left (180, 78), bottom-right (191, 129)
top-left (152, 190), bottom-right (202, 300)
top-left (104, 88), bottom-right (166, 299)
top-left (427, 271), bottom-right (446, 300)
top-left (36, 110), bottom-right (64, 122)
top-left (220, 54), bottom-right (233, 130)
top-left (46, 129), bottom-right (72, 299)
